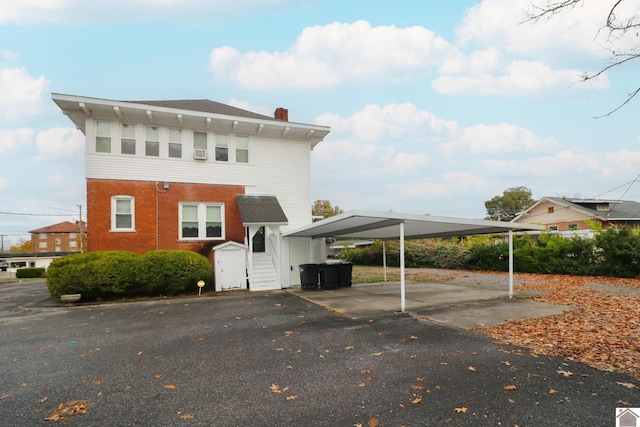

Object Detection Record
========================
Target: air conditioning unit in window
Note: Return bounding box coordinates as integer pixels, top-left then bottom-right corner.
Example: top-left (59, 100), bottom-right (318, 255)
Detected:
top-left (193, 149), bottom-right (208, 160)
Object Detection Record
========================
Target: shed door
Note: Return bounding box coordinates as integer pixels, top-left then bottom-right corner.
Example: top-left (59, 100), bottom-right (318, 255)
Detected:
top-left (216, 249), bottom-right (246, 291)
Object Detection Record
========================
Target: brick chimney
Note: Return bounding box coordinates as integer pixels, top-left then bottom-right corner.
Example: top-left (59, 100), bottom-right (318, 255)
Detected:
top-left (274, 107), bottom-right (288, 121)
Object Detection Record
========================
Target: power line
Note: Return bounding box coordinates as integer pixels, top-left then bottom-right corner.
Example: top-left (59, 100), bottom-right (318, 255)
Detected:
top-left (0, 212), bottom-right (75, 217)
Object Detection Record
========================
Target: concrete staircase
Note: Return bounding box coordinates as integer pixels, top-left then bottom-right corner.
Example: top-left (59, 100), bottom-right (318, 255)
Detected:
top-left (250, 253), bottom-right (280, 291)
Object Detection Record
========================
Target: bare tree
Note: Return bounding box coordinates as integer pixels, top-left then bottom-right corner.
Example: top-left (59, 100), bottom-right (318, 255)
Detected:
top-left (524, 0), bottom-right (640, 116)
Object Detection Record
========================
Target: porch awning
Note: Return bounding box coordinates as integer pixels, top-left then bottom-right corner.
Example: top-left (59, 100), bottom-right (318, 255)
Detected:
top-left (236, 195), bottom-right (288, 226)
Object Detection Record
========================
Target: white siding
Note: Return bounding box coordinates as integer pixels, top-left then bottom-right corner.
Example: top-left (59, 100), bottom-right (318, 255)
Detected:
top-left (247, 136), bottom-right (311, 231)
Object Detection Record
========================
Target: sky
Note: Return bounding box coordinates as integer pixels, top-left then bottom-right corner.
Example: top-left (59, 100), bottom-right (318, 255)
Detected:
top-left (1, 0), bottom-right (640, 246)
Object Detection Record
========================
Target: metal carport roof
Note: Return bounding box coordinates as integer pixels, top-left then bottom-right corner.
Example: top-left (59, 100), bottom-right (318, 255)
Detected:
top-left (284, 210), bottom-right (544, 312)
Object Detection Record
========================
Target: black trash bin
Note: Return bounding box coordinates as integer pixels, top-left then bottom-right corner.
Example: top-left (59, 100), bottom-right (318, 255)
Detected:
top-left (319, 263), bottom-right (340, 289)
top-left (338, 262), bottom-right (353, 287)
top-left (299, 264), bottom-right (319, 290)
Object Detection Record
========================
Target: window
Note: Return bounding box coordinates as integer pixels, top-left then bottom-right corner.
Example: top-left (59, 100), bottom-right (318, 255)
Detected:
top-left (96, 121), bottom-right (111, 153)
top-left (111, 196), bottom-right (135, 231)
top-left (568, 223), bottom-right (578, 230)
top-left (69, 233), bottom-right (77, 239)
top-left (55, 237), bottom-right (62, 244)
top-left (39, 241), bottom-right (47, 249)
top-left (547, 207), bottom-right (554, 214)
top-left (55, 246), bottom-right (61, 252)
top-left (121, 124), bottom-right (136, 155)
top-left (180, 203), bottom-right (224, 240)
top-left (215, 134), bottom-right (228, 161)
top-left (146, 126), bottom-right (160, 157)
top-left (169, 128), bottom-right (182, 158)
top-left (549, 225), bottom-right (558, 231)
top-left (39, 233), bottom-right (47, 239)
top-left (194, 132), bottom-right (207, 149)
top-left (69, 241), bottom-right (78, 248)
top-left (236, 136), bottom-right (249, 163)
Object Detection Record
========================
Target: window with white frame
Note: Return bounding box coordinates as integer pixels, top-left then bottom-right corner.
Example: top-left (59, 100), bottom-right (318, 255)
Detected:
top-left (146, 126), bottom-right (160, 157)
top-left (111, 196), bottom-right (135, 231)
top-left (215, 134), bottom-right (229, 161)
top-left (179, 203), bottom-right (224, 240)
top-left (39, 241), bottom-right (47, 249)
top-left (69, 233), bottom-right (77, 239)
top-left (69, 241), bottom-right (78, 248)
top-left (96, 121), bottom-right (112, 153)
top-left (194, 131), bottom-right (207, 149)
top-left (39, 233), bottom-right (47, 239)
top-left (55, 237), bottom-right (62, 244)
top-left (236, 136), bottom-right (249, 163)
top-left (168, 128), bottom-right (182, 158)
top-left (121, 123), bottom-right (136, 155)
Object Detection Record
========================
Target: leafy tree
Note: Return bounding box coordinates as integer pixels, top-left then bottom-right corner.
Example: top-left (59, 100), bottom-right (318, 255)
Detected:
top-left (10, 239), bottom-right (31, 252)
top-left (525, 0), bottom-right (639, 115)
top-left (484, 186), bottom-right (535, 221)
top-left (312, 199), bottom-right (344, 219)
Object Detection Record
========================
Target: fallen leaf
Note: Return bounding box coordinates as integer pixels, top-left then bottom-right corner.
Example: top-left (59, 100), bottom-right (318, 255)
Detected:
top-left (359, 383), bottom-right (366, 387)
top-left (410, 385), bottom-right (426, 391)
top-left (617, 382), bottom-right (637, 389)
top-left (411, 397), bottom-right (423, 404)
top-left (286, 395), bottom-right (297, 401)
top-left (154, 374), bottom-right (162, 379)
top-left (409, 355), bottom-right (418, 359)
top-left (549, 388), bottom-right (557, 394)
top-left (467, 366), bottom-right (476, 372)
top-left (287, 365), bottom-right (294, 370)
top-left (454, 407), bottom-right (468, 413)
top-left (93, 380), bottom-right (103, 386)
top-left (507, 398), bottom-right (515, 404)
top-left (270, 384), bottom-right (281, 394)
top-left (40, 397), bottom-right (49, 403)
top-left (410, 336), bottom-right (418, 340)
top-left (284, 331), bottom-right (297, 336)
top-left (368, 418), bottom-right (379, 427)
top-left (416, 377), bottom-right (424, 382)
top-left (137, 351), bottom-right (144, 356)
top-left (557, 370), bottom-right (573, 377)
top-left (504, 385), bottom-right (517, 390)
top-left (197, 337), bottom-right (204, 341)
top-left (345, 346), bottom-right (354, 350)
top-left (44, 400), bottom-right (89, 421)
top-left (180, 414), bottom-right (194, 420)
top-left (164, 384), bottom-right (176, 389)
top-left (371, 352), bottom-right (382, 356)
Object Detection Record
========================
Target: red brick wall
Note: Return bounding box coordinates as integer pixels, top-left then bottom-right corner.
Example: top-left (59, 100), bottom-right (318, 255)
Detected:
top-left (87, 179), bottom-right (246, 259)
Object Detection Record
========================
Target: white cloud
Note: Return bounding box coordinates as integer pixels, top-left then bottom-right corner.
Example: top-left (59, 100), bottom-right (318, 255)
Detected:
top-left (209, 21), bottom-right (455, 90)
top-left (35, 127), bottom-right (84, 160)
top-left (438, 123), bottom-right (559, 155)
top-left (385, 152), bottom-right (429, 175)
top-left (0, 176), bottom-right (7, 189)
top-left (225, 98), bottom-right (272, 117)
top-left (456, 0), bottom-right (617, 58)
top-left (434, 57), bottom-right (608, 96)
top-left (0, 0), bottom-right (295, 24)
top-left (0, 65), bottom-right (49, 124)
top-left (0, 128), bottom-right (34, 157)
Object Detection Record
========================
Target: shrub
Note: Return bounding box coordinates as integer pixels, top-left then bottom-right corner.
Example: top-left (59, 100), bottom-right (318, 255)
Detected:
top-left (593, 227), bottom-right (640, 277)
top-left (46, 251), bottom-right (138, 299)
top-left (135, 250), bottom-right (212, 295)
top-left (15, 267), bottom-right (46, 278)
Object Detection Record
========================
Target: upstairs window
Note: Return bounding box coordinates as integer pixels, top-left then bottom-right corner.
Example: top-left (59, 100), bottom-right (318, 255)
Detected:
top-left (236, 136), bottom-right (249, 163)
top-left (121, 123), bottom-right (136, 155)
top-left (146, 126), bottom-right (160, 157)
top-left (96, 121), bottom-right (112, 153)
top-left (180, 203), bottom-right (224, 240)
top-left (39, 233), bottom-right (47, 239)
top-left (215, 134), bottom-right (228, 162)
top-left (111, 196), bottom-right (135, 232)
top-left (193, 131), bottom-right (208, 160)
top-left (169, 128), bottom-right (182, 158)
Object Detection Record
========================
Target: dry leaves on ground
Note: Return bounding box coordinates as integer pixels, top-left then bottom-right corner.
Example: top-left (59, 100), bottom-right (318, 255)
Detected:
top-left (474, 273), bottom-right (640, 376)
top-left (44, 400), bottom-right (89, 422)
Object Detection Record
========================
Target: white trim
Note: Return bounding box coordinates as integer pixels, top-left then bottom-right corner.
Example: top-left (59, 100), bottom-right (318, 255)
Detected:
top-left (111, 195), bottom-right (135, 232)
top-left (179, 202), bottom-right (225, 241)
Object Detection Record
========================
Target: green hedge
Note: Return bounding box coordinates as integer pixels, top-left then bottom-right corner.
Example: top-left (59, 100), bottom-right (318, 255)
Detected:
top-left (340, 227), bottom-right (640, 278)
top-left (15, 267), bottom-right (46, 278)
top-left (46, 250), bottom-right (212, 300)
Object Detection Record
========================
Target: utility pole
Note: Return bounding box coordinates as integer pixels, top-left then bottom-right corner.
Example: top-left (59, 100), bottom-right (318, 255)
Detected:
top-left (77, 205), bottom-right (84, 253)
top-left (0, 234), bottom-right (6, 252)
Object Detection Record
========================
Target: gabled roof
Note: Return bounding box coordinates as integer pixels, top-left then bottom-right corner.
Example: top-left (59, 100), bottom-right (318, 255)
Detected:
top-left (513, 197), bottom-right (640, 223)
top-left (29, 221), bottom-right (80, 234)
top-left (236, 195), bottom-right (288, 226)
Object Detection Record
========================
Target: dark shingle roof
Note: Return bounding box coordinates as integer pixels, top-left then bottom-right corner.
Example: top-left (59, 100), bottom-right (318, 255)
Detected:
top-left (130, 99), bottom-right (274, 121)
top-left (236, 195), bottom-right (288, 225)
top-left (546, 197), bottom-right (640, 220)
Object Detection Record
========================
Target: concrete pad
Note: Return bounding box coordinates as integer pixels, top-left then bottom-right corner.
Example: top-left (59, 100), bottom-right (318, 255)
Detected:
top-left (287, 281), bottom-right (572, 328)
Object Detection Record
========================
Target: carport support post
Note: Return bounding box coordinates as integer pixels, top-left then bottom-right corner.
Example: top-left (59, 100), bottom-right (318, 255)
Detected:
top-left (383, 241), bottom-right (387, 282)
top-left (508, 230), bottom-right (514, 299)
top-left (400, 221), bottom-right (406, 312)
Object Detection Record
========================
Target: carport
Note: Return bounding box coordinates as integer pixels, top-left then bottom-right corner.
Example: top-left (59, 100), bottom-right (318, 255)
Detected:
top-left (284, 210), bottom-right (543, 312)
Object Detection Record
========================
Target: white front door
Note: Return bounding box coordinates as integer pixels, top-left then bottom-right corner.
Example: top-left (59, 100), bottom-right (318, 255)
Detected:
top-left (288, 239), bottom-right (311, 287)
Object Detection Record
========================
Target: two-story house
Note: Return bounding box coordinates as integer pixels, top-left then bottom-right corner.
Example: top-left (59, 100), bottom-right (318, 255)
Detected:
top-left (511, 197), bottom-right (640, 234)
top-left (29, 221), bottom-right (85, 253)
top-left (52, 93), bottom-right (330, 290)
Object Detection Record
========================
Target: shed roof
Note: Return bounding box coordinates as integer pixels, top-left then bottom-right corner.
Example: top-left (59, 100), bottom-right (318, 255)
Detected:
top-left (236, 195), bottom-right (288, 226)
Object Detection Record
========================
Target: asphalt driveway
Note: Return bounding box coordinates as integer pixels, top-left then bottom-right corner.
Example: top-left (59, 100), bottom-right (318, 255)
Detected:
top-left (0, 280), bottom-right (638, 426)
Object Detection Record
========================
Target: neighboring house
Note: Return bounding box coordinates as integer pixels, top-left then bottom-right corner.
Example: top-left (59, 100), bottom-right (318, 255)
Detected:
top-left (512, 197), bottom-right (640, 234)
top-left (29, 221), bottom-right (85, 253)
top-left (52, 93), bottom-right (330, 290)
top-left (0, 252), bottom-right (69, 272)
